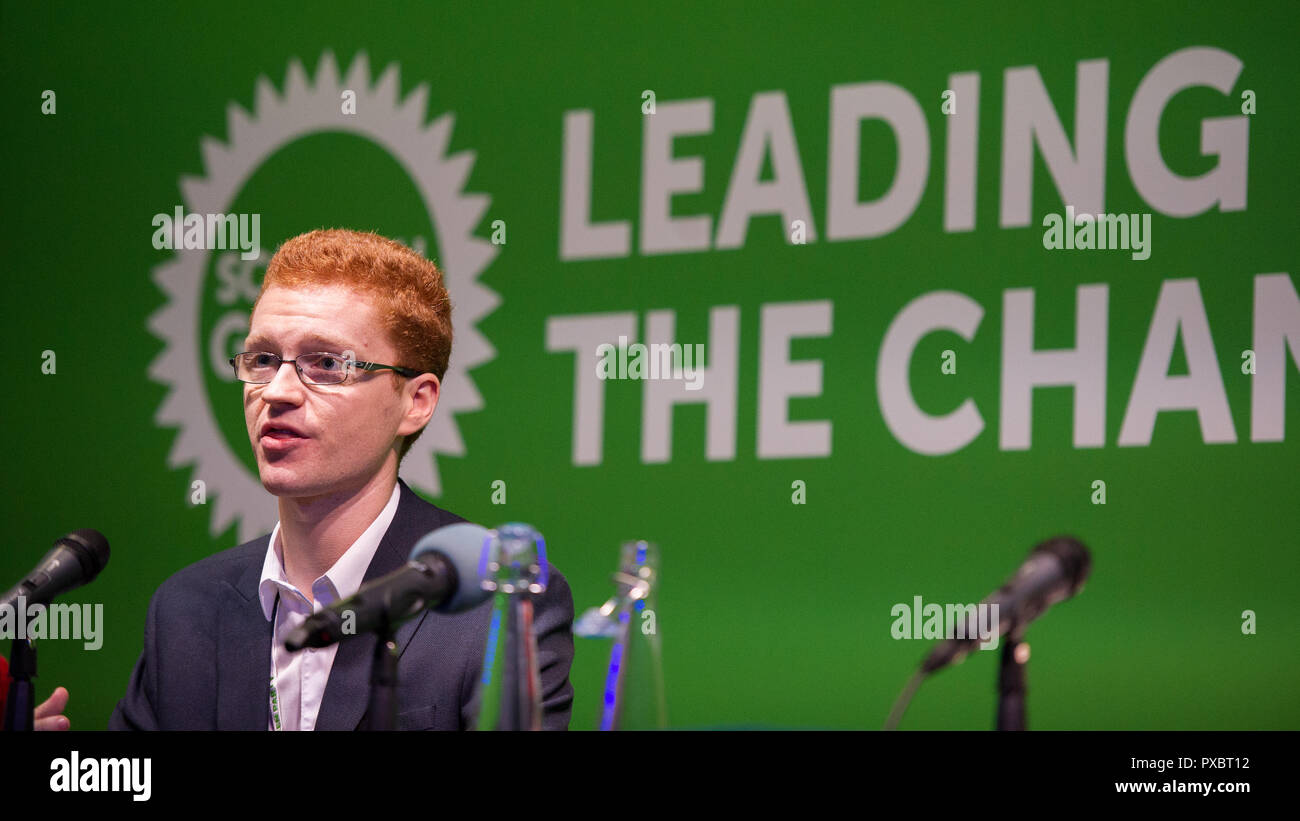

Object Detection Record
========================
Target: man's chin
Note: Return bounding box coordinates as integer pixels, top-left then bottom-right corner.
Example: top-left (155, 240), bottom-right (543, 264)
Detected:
top-left (257, 467), bottom-right (333, 500)
top-left (257, 467), bottom-right (375, 505)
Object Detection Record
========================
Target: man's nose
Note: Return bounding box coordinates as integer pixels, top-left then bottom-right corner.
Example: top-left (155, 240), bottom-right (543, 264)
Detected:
top-left (260, 359), bottom-right (307, 402)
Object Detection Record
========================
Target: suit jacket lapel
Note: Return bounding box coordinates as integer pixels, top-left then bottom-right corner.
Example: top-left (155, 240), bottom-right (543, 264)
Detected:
top-left (216, 548), bottom-right (273, 730)
top-left (315, 481), bottom-right (429, 730)
top-left (313, 611), bottom-right (433, 731)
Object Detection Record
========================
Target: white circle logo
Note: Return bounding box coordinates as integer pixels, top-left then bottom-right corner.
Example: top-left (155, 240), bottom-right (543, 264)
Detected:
top-left (148, 52), bottom-right (499, 542)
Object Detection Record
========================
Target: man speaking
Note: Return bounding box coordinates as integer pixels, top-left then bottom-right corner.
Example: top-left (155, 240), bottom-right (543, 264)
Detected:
top-left (108, 229), bottom-right (574, 730)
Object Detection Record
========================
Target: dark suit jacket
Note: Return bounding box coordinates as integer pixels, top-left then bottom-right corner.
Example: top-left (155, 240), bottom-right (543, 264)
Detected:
top-left (108, 480), bottom-right (574, 730)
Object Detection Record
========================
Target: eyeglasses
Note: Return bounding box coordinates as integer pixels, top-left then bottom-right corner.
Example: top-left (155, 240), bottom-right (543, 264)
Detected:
top-left (228, 352), bottom-right (423, 385)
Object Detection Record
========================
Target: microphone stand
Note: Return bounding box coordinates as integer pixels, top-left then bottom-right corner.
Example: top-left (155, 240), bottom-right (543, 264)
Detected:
top-left (3, 638), bottom-right (36, 731)
top-left (365, 619), bottom-right (399, 731)
top-left (996, 625), bottom-right (1028, 731)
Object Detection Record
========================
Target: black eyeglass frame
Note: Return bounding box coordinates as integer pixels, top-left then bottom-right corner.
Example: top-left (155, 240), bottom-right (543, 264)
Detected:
top-left (228, 351), bottom-right (425, 385)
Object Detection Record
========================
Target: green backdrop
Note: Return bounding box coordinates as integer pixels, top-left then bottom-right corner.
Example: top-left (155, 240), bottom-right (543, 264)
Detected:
top-left (2, 0), bottom-right (1297, 730)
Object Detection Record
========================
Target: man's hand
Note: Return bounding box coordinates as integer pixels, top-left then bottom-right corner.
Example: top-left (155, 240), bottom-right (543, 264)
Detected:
top-left (35, 686), bottom-right (71, 730)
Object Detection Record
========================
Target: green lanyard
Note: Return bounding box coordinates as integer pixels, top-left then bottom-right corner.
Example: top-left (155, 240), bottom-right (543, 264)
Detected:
top-left (269, 593), bottom-right (283, 731)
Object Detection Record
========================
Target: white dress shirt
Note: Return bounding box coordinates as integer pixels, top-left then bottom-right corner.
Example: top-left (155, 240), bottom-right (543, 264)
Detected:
top-left (257, 483), bottom-right (401, 731)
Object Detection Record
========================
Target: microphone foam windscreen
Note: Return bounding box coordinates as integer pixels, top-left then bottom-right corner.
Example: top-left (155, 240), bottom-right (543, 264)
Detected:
top-left (409, 523), bottom-right (494, 613)
top-left (1034, 536), bottom-right (1092, 594)
top-left (61, 529), bottom-right (111, 577)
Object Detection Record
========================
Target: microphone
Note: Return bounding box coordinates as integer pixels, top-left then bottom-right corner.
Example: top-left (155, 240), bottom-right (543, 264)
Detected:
top-left (920, 536), bottom-right (1091, 674)
top-left (285, 523), bottom-right (493, 651)
top-left (1, 529), bottom-right (111, 610)
top-left (0, 656), bottom-right (9, 718)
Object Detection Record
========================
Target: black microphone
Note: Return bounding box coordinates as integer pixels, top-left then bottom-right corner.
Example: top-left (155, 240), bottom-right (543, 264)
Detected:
top-left (285, 523), bottom-right (493, 651)
top-left (920, 536), bottom-right (1091, 674)
top-left (0, 529), bottom-right (111, 610)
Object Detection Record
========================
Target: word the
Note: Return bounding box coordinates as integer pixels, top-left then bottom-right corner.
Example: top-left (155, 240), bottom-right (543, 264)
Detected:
top-left (547, 301), bottom-right (832, 464)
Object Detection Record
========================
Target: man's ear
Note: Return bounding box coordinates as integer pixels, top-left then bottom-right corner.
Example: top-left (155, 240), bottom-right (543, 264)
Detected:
top-left (397, 373), bottom-right (440, 438)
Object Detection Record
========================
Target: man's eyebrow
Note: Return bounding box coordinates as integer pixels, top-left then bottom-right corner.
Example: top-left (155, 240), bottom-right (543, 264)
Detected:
top-left (243, 333), bottom-right (352, 351)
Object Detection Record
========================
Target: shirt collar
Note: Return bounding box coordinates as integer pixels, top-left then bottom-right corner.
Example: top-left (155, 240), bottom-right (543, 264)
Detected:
top-left (257, 482), bottom-right (403, 620)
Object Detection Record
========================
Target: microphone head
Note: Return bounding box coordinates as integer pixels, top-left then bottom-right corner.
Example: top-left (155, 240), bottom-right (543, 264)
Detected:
top-left (409, 523), bottom-right (494, 613)
top-left (1030, 535), bottom-right (1091, 596)
top-left (58, 529), bottom-right (111, 580)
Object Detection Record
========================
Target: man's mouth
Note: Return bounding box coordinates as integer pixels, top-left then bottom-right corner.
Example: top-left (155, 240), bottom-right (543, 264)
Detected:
top-left (260, 421), bottom-right (307, 437)
top-left (259, 422), bottom-right (309, 451)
